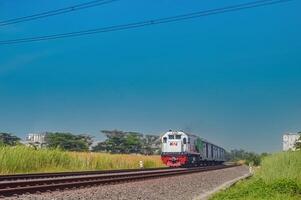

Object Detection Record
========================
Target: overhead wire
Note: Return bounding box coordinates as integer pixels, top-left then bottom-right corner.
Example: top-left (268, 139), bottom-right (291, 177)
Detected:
top-left (0, 0), bottom-right (119, 27)
top-left (0, 0), bottom-right (294, 45)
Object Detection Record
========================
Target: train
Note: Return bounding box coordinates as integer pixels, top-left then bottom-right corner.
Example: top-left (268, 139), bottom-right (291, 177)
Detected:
top-left (161, 130), bottom-right (226, 167)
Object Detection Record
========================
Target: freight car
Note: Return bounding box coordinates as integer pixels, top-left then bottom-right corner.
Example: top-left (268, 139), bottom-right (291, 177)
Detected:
top-left (161, 130), bottom-right (226, 167)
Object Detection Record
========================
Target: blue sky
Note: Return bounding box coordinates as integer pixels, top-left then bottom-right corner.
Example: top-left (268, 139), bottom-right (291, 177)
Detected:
top-left (0, 0), bottom-right (300, 153)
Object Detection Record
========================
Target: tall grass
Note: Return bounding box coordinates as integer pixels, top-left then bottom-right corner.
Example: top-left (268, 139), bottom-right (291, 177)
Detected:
top-left (257, 151), bottom-right (301, 184)
top-left (211, 151), bottom-right (301, 200)
top-left (0, 146), bottom-right (164, 174)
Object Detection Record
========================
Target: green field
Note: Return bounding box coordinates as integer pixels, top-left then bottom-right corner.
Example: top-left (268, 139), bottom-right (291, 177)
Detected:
top-left (211, 151), bottom-right (301, 200)
top-left (0, 146), bottom-right (165, 174)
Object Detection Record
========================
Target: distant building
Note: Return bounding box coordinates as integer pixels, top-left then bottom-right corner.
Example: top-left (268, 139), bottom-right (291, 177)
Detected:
top-left (283, 133), bottom-right (300, 151)
top-left (25, 132), bottom-right (48, 148)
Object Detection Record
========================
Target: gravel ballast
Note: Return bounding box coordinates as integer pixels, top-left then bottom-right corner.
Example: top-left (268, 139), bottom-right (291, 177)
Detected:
top-left (5, 166), bottom-right (249, 200)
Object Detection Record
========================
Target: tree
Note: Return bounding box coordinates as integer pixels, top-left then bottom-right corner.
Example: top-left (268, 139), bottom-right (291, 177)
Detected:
top-left (92, 130), bottom-right (160, 154)
top-left (93, 130), bottom-right (142, 153)
top-left (45, 132), bottom-right (92, 151)
top-left (124, 132), bottom-right (143, 153)
top-left (294, 133), bottom-right (301, 150)
top-left (77, 134), bottom-right (93, 147)
top-left (93, 130), bottom-right (128, 153)
top-left (0, 132), bottom-right (21, 146)
top-left (141, 134), bottom-right (161, 155)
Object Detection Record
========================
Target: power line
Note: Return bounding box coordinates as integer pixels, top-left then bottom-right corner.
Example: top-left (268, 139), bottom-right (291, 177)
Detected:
top-left (0, 0), bottom-right (118, 27)
top-left (0, 0), bottom-right (293, 45)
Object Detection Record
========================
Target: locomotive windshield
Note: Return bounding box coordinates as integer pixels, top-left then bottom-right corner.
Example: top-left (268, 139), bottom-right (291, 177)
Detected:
top-left (168, 135), bottom-right (174, 139)
top-left (168, 134), bottom-right (181, 139)
top-left (175, 135), bottom-right (181, 139)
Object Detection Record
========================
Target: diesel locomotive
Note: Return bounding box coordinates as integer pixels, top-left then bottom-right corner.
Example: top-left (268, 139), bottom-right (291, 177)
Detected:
top-left (161, 130), bottom-right (226, 167)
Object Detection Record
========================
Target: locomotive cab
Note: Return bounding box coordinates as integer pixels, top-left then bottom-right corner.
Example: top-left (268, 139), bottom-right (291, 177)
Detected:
top-left (162, 132), bottom-right (188, 153)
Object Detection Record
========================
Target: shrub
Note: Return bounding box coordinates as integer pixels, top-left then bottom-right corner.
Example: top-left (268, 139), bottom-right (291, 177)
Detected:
top-left (270, 179), bottom-right (300, 195)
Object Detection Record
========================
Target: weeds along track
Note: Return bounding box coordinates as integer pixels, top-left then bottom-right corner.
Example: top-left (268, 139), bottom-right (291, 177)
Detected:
top-left (0, 165), bottom-right (237, 197)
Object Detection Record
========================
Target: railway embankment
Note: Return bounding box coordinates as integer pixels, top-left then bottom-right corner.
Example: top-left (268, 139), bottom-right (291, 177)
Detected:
top-left (3, 166), bottom-right (248, 200)
top-left (210, 151), bottom-right (301, 200)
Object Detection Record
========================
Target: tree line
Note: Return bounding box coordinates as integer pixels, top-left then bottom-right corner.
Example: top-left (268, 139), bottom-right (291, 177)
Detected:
top-left (0, 130), bottom-right (161, 155)
top-left (92, 130), bottom-right (161, 154)
top-left (225, 149), bottom-right (269, 166)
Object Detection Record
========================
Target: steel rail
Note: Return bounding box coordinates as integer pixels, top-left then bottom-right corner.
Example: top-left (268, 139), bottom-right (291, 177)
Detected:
top-left (0, 168), bottom-right (186, 189)
top-left (0, 165), bottom-right (237, 197)
top-left (0, 167), bottom-right (168, 181)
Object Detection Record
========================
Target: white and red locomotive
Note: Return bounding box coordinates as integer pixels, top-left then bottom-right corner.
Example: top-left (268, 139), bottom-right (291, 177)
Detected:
top-left (161, 130), bottom-right (226, 167)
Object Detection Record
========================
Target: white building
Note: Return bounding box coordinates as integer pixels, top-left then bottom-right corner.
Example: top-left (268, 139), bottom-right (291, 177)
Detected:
top-left (283, 133), bottom-right (300, 151)
top-left (26, 132), bottom-right (48, 148)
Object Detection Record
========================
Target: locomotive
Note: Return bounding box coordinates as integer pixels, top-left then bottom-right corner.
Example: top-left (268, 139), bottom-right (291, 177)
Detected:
top-left (161, 130), bottom-right (226, 167)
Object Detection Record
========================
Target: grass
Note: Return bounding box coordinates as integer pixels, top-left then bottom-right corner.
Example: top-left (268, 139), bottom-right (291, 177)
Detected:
top-left (210, 151), bottom-right (301, 200)
top-left (0, 146), bottom-right (165, 174)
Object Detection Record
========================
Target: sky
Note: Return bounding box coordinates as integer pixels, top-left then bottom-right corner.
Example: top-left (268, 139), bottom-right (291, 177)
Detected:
top-left (0, 0), bottom-right (300, 153)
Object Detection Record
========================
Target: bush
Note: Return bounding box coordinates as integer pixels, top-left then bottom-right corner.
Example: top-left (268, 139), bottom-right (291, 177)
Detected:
top-left (226, 149), bottom-right (263, 166)
top-left (270, 179), bottom-right (300, 195)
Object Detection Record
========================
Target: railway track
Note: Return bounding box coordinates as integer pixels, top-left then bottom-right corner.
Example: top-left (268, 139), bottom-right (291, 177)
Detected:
top-left (0, 167), bottom-right (169, 181)
top-left (0, 165), bottom-right (237, 197)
